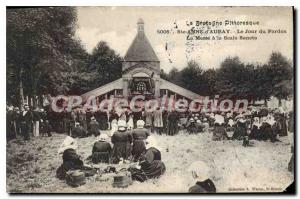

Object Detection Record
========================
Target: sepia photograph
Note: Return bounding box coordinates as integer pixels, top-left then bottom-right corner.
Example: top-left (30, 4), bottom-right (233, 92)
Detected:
top-left (6, 6), bottom-right (294, 193)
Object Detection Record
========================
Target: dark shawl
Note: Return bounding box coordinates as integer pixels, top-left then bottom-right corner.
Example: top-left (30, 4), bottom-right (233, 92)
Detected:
top-left (188, 179), bottom-right (216, 193)
top-left (129, 147), bottom-right (165, 182)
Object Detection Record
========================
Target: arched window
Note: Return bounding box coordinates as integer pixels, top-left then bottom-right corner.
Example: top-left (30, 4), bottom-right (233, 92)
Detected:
top-left (136, 82), bottom-right (146, 92)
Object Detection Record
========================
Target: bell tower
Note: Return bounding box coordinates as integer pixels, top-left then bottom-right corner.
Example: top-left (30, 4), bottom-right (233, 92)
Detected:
top-left (122, 19), bottom-right (161, 99)
top-left (137, 18), bottom-right (144, 32)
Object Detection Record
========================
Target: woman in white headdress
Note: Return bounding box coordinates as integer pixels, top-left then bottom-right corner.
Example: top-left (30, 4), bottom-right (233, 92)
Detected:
top-left (56, 136), bottom-right (84, 180)
top-left (129, 135), bottom-right (166, 182)
top-left (249, 117), bottom-right (261, 140)
top-left (58, 136), bottom-right (78, 155)
top-left (259, 116), bottom-right (275, 141)
top-left (266, 114), bottom-right (280, 142)
top-left (232, 117), bottom-right (247, 140)
top-left (91, 134), bottom-right (112, 164)
top-left (195, 119), bottom-right (204, 132)
top-left (111, 120), bottom-right (133, 163)
top-left (212, 115), bottom-right (228, 141)
top-left (188, 161), bottom-right (216, 193)
top-left (226, 119), bottom-right (235, 138)
top-left (131, 120), bottom-right (150, 161)
top-left (187, 118), bottom-right (198, 134)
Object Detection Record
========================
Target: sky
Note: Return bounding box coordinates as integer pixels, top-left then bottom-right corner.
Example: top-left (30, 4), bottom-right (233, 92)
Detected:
top-left (75, 7), bottom-right (293, 72)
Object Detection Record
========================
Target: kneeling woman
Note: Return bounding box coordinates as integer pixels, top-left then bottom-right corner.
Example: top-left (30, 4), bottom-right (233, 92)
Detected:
top-left (111, 120), bottom-right (133, 163)
top-left (92, 134), bottom-right (112, 164)
top-left (129, 136), bottom-right (166, 182)
top-left (131, 120), bottom-right (150, 162)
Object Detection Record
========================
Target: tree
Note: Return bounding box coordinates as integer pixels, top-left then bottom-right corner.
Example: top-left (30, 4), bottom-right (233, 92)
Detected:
top-left (162, 62), bottom-right (216, 96)
top-left (167, 67), bottom-right (181, 85)
top-left (266, 52), bottom-right (293, 105)
top-left (215, 57), bottom-right (241, 99)
top-left (251, 64), bottom-right (273, 103)
top-left (179, 60), bottom-right (205, 94)
top-left (160, 69), bottom-right (169, 81)
top-left (87, 41), bottom-right (122, 90)
top-left (202, 69), bottom-right (217, 97)
top-left (7, 7), bottom-right (80, 105)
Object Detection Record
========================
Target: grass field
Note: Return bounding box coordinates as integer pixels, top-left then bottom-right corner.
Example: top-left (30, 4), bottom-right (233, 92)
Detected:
top-left (6, 130), bottom-right (294, 193)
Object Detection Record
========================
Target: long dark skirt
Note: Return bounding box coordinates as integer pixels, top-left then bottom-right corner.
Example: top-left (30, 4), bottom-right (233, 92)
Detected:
top-left (132, 140), bottom-right (146, 162)
top-left (92, 152), bottom-right (110, 164)
top-left (112, 142), bottom-right (132, 163)
top-left (20, 122), bottom-right (31, 140)
top-left (249, 127), bottom-right (260, 140)
top-left (278, 117), bottom-right (288, 137)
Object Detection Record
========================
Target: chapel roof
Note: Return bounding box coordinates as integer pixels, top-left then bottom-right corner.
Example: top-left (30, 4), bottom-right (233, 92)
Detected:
top-left (124, 19), bottom-right (159, 62)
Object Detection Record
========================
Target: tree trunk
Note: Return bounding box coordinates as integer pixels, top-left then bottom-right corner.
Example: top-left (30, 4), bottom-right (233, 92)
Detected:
top-left (279, 98), bottom-right (282, 107)
top-left (19, 68), bottom-right (24, 106)
top-left (264, 99), bottom-right (268, 106)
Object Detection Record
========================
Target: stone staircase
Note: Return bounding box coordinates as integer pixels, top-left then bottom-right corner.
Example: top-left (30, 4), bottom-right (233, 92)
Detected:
top-left (81, 78), bottom-right (123, 101)
top-left (160, 78), bottom-right (202, 100)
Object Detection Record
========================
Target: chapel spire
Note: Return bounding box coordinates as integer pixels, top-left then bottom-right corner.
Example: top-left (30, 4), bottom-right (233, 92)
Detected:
top-left (137, 18), bottom-right (144, 32)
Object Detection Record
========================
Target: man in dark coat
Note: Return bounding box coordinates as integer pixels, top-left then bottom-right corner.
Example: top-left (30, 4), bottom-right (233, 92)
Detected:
top-left (20, 105), bottom-right (33, 141)
top-left (232, 118), bottom-right (247, 140)
top-left (95, 111), bottom-right (108, 130)
top-left (249, 117), bottom-right (261, 140)
top-left (71, 122), bottom-right (87, 138)
top-left (132, 110), bottom-right (143, 129)
top-left (168, 111), bottom-right (178, 136)
top-left (39, 109), bottom-right (52, 137)
top-left (62, 108), bottom-right (71, 135)
top-left (77, 109), bottom-right (87, 131)
top-left (162, 110), bottom-right (169, 134)
top-left (88, 117), bottom-right (101, 136)
top-left (7, 106), bottom-right (16, 141)
top-left (109, 111), bottom-right (119, 127)
top-left (85, 109), bottom-right (93, 129)
top-left (70, 109), bottom-right (77, 131)
top-left (14, 107), bottom-right (21, 136)
top-left (259, 117), bottom-right (273, 141)
top-left (131, 120), bottom-right (150, 161)
top-left (276, 113), bottom-right (288, 137)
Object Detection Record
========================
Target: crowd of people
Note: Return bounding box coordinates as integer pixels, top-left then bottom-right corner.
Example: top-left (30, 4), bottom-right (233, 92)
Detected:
top-left (6, 104), bottom-right (52, 141)
top-left (7, 103), bottom-right (293, 143)
top-left (6, 103), bottom-right (293, 192)
top-left (6, 105), bottom-right (173, 141)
